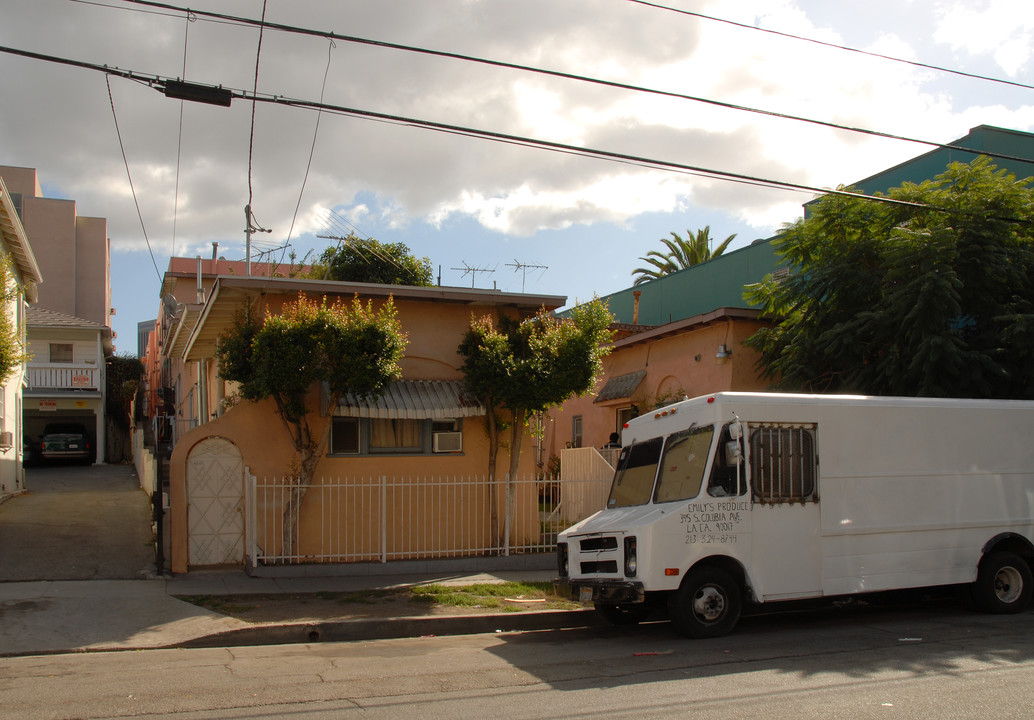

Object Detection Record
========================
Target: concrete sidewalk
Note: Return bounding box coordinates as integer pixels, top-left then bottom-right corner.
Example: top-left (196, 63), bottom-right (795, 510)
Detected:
top-left (0, 466), bottom-right (594, 657)
top-left (0, 568), bottom-right (596, 657)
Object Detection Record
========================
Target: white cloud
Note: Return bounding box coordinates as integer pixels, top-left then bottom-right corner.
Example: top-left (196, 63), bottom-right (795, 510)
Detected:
top-left (2, 0), bottom-right (1033, 257)
top-left (933, 0), bottom-right (1034, 76)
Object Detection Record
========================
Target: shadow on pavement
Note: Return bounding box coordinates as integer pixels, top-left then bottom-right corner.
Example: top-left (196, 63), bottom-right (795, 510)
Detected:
top-left (0, 464), bottom-right (154, 581)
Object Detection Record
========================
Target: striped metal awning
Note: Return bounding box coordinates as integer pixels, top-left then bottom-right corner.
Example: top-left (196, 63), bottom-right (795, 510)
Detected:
top-left (594, 369), bottom-right (646, 403)
top-left (337, 380), bottom-right (485, 419)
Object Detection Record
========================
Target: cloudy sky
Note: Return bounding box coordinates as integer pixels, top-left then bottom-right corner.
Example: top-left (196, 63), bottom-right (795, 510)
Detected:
top-left (1, 0), bottom-right (1033, 353)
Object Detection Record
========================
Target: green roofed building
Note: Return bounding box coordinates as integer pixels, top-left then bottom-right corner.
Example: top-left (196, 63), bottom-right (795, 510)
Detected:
top-left (589, 125), bottom-right (1034, 328)
top-left (547, 125), bottom-right (1034, 461)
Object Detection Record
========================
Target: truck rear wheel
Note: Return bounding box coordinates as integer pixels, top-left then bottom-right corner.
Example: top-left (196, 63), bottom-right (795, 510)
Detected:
top-left (974, 551), bottom-right (1033, 614)
top-left (668, 566), bottom-right (741, 638)
top-left (594, 602), bottom-right (651, 625)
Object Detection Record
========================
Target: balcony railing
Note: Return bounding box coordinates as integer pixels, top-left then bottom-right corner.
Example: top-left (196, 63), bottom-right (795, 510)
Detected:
top-left (25, 364), bottom-right (100, 392)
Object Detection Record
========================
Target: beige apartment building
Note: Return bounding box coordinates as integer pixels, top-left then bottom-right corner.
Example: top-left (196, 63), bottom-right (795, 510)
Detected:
top-left (0, 166), bottom-right (112, 327)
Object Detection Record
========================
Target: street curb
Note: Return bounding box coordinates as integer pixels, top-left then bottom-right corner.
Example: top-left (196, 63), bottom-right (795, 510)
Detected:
top-left (175, 609), bottom-right (602, 649)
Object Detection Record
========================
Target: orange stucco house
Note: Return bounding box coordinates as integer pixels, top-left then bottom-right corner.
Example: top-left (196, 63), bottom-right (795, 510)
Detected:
top-left (542, 236), bottom-right (782, 468)
top-left (543, 306), bottom-right (772, 465)
top-left (149, 264), bottom-right (565, 573)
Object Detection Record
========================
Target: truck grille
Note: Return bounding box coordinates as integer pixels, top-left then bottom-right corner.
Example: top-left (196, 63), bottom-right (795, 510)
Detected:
top-left (579, 537), bottom-right (618, 552)
top-left (580, 560), bottom-right (618, 574)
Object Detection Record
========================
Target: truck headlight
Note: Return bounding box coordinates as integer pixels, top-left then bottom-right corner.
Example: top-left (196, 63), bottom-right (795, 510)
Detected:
top-left (557, 542), bottom-right (569, 577)
top-left (624, 536), bottom-right (638, 577)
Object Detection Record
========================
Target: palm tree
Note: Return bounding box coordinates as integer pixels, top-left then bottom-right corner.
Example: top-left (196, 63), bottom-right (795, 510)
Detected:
top-left (632, 226), bottom-right (737, 285)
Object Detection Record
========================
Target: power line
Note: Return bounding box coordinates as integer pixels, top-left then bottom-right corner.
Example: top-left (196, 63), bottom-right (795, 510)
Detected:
top-left (171, 10), bottom-right (195, 259)
top-left (314, 210), bottom-right (417, 281)
top-left (258, 93), bottom-right (932, 209)
top-left (105, 75), bottom-right (162, 283)
top-left (284, 39), bottom-right (336, 258)
top-left (110, 0), bottom-right (1034, 169)
top-left (0, 43), bottom-right (1025, 222)
top-left (627, 0), bottom-right (1034, 93)
top-left (97, 0), bottom-right (1034, 94)
top-left (247, 0), bottom-right (266, 210)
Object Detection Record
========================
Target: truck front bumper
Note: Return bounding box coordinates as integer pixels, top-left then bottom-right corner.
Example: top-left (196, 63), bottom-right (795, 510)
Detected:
top-left (556, 578), bottom-right (646, 604)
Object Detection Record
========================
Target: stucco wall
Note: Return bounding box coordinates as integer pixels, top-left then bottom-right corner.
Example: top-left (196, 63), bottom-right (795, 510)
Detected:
top-left (544, 318), bottom-right (771, 466)
top-left (170, 364), bottom-right (538, 573)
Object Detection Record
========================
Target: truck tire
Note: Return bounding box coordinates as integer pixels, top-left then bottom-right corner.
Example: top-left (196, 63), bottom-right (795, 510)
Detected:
top-left (668, 566), bottom-right (741, 638)
top-left (974, 551), bottom-right (1033, 614)
top-left (594, 602), bottom-right (651, 625)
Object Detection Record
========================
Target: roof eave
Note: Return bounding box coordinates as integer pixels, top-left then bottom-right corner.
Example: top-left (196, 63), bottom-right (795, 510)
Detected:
top-left (0, 178), bottom-right (43, 297)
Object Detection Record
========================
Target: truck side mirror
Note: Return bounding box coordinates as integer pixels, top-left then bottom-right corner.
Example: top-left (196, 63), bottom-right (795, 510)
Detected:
top-left (729, 421), bottom-right (742, 440)
top-left (725, 440), bottom-right (742, 465)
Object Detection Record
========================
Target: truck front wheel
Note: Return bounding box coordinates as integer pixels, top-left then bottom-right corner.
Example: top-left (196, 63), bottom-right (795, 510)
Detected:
top-left (668, 566), bottom-right (742, 638)
top-left (974, 551), bottom-right (1033, 614)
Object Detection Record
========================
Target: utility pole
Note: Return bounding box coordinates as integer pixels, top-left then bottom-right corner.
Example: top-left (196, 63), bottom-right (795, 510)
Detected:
top-left (244, 204), bottom-right (271, 276)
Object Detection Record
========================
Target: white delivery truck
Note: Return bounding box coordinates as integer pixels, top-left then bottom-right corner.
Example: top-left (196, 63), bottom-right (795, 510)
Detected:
top-left (556, 392), bottom-right (1034, 637)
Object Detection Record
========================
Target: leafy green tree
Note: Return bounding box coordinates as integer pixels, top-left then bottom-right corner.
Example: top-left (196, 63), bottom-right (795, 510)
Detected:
top-left (217, 294), bottom-right (407, 555)
top-left (311, 234), bottom-right (433, 286)
top-left (219, 293), bottom-right (406, 476)
top-left (745, 157), bottom-right (1034, 399)
top-left (632, 225), bottom-right (737, 285)
top-left (0, 254), bottom-right (28, 383)
top-left (459, 299), bottom-right (614, 541)
top-left (105, 353), bottom-right (144, 462)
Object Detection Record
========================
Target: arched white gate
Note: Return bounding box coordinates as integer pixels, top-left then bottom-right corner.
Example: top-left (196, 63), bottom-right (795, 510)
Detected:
top-left (187, 437), bottom-right (244, 566)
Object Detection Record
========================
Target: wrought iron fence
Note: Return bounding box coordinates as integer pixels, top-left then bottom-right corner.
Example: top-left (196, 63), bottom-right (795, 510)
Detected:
top-left (245, 471), bottom-right (612, 566)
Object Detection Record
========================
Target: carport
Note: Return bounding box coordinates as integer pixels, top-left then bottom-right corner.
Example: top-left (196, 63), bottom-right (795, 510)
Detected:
top-left (24, 407), bottom-right (99, 465)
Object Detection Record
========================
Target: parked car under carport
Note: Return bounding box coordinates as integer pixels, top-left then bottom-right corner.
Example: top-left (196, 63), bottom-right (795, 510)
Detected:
top-left (39, 423), bottom-right (92, 464)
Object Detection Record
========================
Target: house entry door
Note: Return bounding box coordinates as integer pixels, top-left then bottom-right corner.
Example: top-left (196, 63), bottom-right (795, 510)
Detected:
top-left (187, 437), bottom-right (244, 566)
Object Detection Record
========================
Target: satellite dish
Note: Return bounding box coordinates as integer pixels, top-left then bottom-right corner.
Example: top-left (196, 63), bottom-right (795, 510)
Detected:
top-left (162, 293), bottom-right (182, 320)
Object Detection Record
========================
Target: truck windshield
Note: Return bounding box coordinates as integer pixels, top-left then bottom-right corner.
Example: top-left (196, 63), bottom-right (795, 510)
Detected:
top-left (607, 436), bottom-right (663, 507)
top-left (606, 424), bottom-right (717, 508)
top-left (654, 425), bottom-right (715, 503)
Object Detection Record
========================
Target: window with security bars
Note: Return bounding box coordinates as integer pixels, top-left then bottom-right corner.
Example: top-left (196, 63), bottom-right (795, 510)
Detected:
top-left (749, 424), bottom-right (818, 504)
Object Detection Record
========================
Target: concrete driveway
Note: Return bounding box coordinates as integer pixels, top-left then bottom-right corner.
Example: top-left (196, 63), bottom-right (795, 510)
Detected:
top-left (0, 463), bottom-right (155, 581)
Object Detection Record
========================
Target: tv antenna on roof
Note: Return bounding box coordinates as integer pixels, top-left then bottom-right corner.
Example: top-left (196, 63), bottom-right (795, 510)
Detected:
top-left (451, 262), bottom-right (496, 288)
top-left (505, 259), bottom-right (548, 293)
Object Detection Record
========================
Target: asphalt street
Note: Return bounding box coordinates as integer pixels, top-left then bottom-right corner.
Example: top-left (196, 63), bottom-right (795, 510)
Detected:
top-left (3, 598), bottom-right (1034, 719)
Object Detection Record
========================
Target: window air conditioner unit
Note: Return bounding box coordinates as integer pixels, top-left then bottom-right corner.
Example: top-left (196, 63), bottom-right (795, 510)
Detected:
top-left (432, 431), bottom-right (463, 453)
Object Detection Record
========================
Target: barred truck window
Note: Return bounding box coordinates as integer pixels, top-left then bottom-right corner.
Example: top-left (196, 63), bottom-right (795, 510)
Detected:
top-left (749, 424), bottom-right (818, 504)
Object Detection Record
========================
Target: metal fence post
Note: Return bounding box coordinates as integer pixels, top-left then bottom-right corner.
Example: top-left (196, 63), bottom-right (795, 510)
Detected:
top-left (503, 474), bottom-right (511, 557)
top-left (152, 454), bottom-right (164, 575)
top-left (380, 475), bottom-right (387, 563)
top-left (244, 467), bottom-right (256, 569)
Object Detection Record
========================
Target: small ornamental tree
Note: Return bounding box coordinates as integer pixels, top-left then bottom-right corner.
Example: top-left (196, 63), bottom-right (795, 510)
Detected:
top-left (217, 293), bottom-right (406, 555)
top-left (745, 157), bottom-right (1034, 398)
top-left (459, 298), bottom-right (613, 542)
